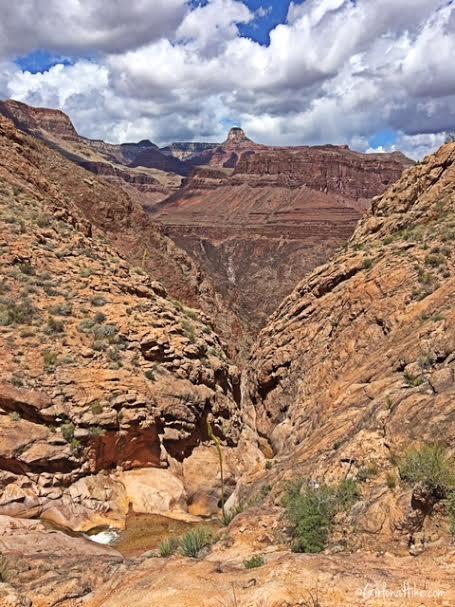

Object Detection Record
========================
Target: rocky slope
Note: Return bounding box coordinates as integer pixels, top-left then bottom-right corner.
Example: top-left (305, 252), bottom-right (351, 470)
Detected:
top-left (73, 144), bottom-right (455, 607)
top-left (0, 108), bottom-right (247, 352)
top-left (1, 109), bottom-right (454, 606)
top-left (0, 100), bottom-right (183, 209)
top-left (245, 141), bottom-right (455, 551)
top-left (0, 110), bottom-right (247, 515)
top-left (0, 112), bottom-right (265, 604)
top-left (77, 141), bottom-right (455, 607)
top-left (154, 135), bottom-right (412, 329)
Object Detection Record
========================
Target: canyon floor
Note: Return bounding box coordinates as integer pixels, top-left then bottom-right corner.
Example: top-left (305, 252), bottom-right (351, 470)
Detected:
top-left (0, 104), bottom-right (454, 607)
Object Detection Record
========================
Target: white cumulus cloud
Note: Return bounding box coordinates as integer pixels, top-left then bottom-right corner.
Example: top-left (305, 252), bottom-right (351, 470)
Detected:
top-left (0, 0), bottom-right (454, 157)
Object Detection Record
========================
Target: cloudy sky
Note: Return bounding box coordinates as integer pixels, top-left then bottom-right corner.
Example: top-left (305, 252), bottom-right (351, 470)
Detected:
top-left (0, 0), bottom-right (454, 158)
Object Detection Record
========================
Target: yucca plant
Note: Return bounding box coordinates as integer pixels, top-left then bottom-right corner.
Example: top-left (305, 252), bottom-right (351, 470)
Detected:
top-left (159, 537), bottom-right (179, 558)
top-left (180, 528), bottom-right (213, 558)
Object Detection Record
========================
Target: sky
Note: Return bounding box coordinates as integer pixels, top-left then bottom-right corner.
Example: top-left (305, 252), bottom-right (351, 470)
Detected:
top-left (0, 0), bottom-right (454, 158)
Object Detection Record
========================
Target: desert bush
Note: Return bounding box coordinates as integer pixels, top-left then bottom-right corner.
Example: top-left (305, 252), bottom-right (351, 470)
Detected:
top-left (47, 316), bottom-right (65, 334)
top-left (43, 350), bottom-right (58, 370)
top-left (403, 371), bottom-right (424, 387)
top-left (425, 254), bottom-right (444, 268)
top-left (222, 504), bottom-right (243, 526)
top-left (17, 262), bottom-right (35, 276)
top-left (80, 268), bottom-right (94, 278)
top-left (70, 438), bottom-right (83, 456)
top-left (49, 303), bottom-right (73, 317)
top-left (90, 402), bottom-right (103, 415)
top-left (386, 472), bottom-right (397, 489)
top-left (36, 214), bottom-right (51, 227)
top-left (283, 478), bottom-right (360, 553)
top-left (399, 444), bottom-right (455, 492)
top-left (244, 555), bottom-right (265, 569)
top-left (181, 319), bottom-right (196, 343)
top-left (61, 422), bottom-right (75, 442)
top-left (184, 308), bottom-right (200, 321)
top-left (91, 295), bottom-right (107, 307)
top-left (0, 298), bottom-right (36, 326)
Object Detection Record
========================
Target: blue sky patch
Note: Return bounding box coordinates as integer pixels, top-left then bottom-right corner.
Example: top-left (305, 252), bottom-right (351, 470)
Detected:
top-left (15, 50), bottom-right (74, 74)
top-left (369, 129), bottom-right (398, 150)
top-left (239, 0), bottom-right (297, 45)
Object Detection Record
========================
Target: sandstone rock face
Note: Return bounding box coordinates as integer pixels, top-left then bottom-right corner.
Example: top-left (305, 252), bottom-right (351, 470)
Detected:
top-left (154, 145), bottom-right (411, 330)
top-left (0, 515), bottom-right (124, 606)
top-left (0, 114), bottom-right (243, 534)
top-left (85, 549), bottom-right (455, 607)
top-left (246, 141), bottom-right (455, 553)
top-left (79, 140), bottom-right (455, 607)
top-left (2, 105), bottom-right (454, 607)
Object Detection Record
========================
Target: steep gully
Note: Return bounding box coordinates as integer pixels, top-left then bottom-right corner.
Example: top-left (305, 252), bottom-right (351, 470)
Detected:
top-left (3, 104), bottom-right (454, 606)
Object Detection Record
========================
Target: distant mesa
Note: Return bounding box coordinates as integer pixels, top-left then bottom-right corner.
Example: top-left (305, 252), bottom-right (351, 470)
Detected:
top-left (225, 127), bottom-right (251, 145)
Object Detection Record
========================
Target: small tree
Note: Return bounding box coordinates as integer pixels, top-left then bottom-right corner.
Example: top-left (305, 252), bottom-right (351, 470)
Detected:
top-left (445, 132), bottom-right (455, 144)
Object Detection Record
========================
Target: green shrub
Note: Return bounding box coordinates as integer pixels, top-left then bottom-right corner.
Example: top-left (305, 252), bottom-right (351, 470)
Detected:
top-left (363, 258), bottom-right (374, 270)
top-left (79, 318), bottom-right (96, 333)
top-left (93, 324), bottom-right (118, 340)
top-left (61, 422), bottom-right (75, 442)
top-left (403, 371), bottom-right (424, 387)
top-left (399, 444), bottom-right (455, 492)
top-left (107, 346), bottom-right (121, 362)
top-left (356, 466), bottom-right (378, 482)
top-left (43, 350), bottom-right (58, 370)
top-left (17, 262), bottom-right (35, 276)
top-left (386, 472), bottom-right (397, 489)
top-left (184, 308), bottom-right (200, 321)
top-left (80, 268), bottom-right (94, 278)
top-left (336, 478), bottom-right (361, 507)
top-left (180, 528), bottom-right (213, 558)
top-left (244, 555), bottom-right (265, 569)
top-left (0, 298), bottom-right (36, 326)
top-left (36, 214), bottom-right (51, 228)
top-left (159, 537), bottom-right (179, 557)
top-left (181, 319), bottom-right (196, 344)
top-left (91, 295), bottom-right (107, 307)
top-left (283, 478), bottom-right (360, 554)
top-left (49, 303), bottom-right (73, 317)
top-left (222, 504), bottom-right (243, 526)
top-left (425, 254), bottom-right (444, 268)
top-left (70, 438), bottom-right (83, 456)
top-left (47, 316), bottom-right (65, 334)
top-left (90, 402), bottom-right (103, 415)
top-left (144, 370), bottom-right (155, 381)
